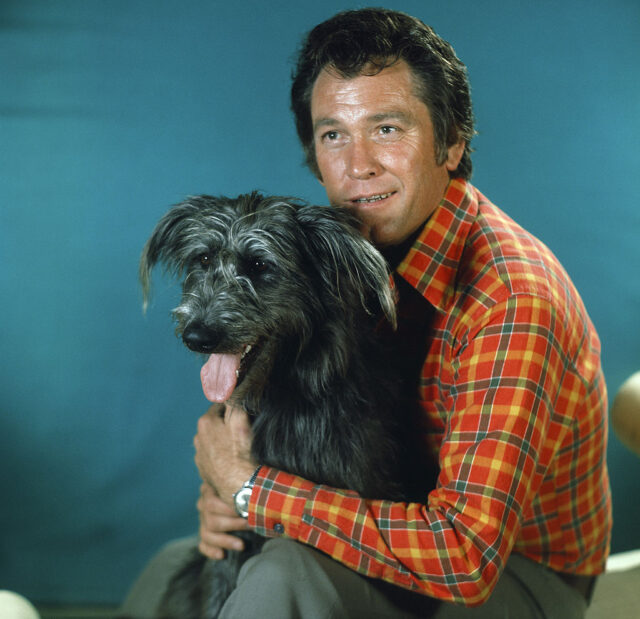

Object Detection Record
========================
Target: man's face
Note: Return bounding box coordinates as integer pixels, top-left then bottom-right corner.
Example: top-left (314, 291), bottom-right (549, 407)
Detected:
top-left (311, 60), bottom-right (463, 247)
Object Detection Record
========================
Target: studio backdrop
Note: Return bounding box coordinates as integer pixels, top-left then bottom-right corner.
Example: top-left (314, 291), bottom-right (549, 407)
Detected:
top-left (1, 0), bottom-right (638, 605)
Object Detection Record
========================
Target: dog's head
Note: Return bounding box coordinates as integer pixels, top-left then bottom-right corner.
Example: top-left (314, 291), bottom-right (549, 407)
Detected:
top-left (140, 192), bottom-right (396, 401)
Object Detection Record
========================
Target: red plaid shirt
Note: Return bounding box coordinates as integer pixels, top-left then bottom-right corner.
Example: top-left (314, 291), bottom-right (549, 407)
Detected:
top-left (247, 179), bottom-right (612, 605)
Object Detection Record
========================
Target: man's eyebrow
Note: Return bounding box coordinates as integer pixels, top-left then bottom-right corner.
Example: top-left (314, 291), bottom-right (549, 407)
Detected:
top-left (312, 111), bottom-right (415, 133)
top-left (369, 111), bottom-right (414, 124)
top-left (312, 117), bottom-right (340, 132)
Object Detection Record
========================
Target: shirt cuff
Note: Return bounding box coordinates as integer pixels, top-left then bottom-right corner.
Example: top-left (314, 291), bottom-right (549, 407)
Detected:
top-left (247, 466), bottom-right (314, 539)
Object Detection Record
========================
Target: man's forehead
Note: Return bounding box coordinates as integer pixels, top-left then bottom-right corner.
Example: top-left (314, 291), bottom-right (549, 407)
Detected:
top-left (311, 60), bottom-right (421, 101)
top-left (310, 63), bottom-right (427, 128)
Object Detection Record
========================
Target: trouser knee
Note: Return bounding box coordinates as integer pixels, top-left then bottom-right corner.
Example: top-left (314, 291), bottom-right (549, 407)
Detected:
top-left (238, 538), bottom-right (319, 587)
top-left (219, 538), bottom-right (346, 618)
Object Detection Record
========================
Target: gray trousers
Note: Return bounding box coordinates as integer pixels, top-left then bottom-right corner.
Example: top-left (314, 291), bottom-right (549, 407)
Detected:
top-left (121, 536), bottom-right (587, 618)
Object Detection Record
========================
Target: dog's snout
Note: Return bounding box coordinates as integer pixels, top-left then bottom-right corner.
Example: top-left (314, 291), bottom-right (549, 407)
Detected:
top-left (182, 325), bottom-right (221, 354)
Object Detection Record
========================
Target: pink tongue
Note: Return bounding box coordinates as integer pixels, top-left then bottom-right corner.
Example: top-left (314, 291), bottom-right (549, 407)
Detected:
top-left (200, 353), bottom-right (242, 402)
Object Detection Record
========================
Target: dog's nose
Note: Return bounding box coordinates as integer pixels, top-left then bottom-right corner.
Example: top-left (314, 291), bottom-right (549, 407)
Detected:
top-left (182, 325), bottom-right (220, 353)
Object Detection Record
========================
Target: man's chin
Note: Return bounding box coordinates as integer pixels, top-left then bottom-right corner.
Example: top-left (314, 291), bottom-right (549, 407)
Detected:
top-left (340, 203), bottom-right (400, 246)
top-left (365, 224), bottom-right (395, 248)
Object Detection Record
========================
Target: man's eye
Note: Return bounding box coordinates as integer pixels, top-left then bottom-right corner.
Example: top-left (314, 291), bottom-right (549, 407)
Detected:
top-left (379, 125), bottom-right (397, 135)
top-left (322, 130), bottom-right (340, 141)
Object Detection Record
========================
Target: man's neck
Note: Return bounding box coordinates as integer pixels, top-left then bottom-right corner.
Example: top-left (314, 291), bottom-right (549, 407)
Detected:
top-left (380, 221), bottom-right (427, 271)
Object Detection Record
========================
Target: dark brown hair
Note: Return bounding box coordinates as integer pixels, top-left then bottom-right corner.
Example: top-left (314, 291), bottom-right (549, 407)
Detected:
top-left (291, 8), bottom-right (475, 179)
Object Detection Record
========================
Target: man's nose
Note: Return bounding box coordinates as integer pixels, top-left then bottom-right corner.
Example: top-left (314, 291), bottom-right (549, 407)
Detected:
top-left (347, 138), bottom-right (382, 179)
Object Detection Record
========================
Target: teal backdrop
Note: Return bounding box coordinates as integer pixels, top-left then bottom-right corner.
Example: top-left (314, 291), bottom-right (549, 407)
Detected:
top-left (1, 0), bottom-right (638, 605)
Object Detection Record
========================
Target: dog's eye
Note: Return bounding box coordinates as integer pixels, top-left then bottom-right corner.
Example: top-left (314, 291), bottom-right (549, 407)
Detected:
top-left (249, 259), bottom-right (268, 275)
top-left (242, 258), bottom-right (269, 279)
top-left (199, 253), bottom-right (212, 268)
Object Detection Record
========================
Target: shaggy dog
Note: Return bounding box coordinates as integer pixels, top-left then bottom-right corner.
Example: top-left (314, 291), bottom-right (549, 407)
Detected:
top-left (139, 192), bottom-right (425, 617)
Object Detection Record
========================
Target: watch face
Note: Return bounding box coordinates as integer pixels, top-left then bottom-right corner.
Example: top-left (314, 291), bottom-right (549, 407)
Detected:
top-left (234, 486), bottom-right (252, 518)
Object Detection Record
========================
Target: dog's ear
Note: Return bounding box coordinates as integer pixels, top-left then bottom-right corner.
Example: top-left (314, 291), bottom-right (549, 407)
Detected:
top-left (296, 205), bottom-right (397, 329)
top-left (139, 200), bottom-right (199, 312)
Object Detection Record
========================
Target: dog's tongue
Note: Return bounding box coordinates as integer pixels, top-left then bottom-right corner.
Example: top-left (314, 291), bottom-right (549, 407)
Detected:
top-left (200, 353), bottom-right (242, 402)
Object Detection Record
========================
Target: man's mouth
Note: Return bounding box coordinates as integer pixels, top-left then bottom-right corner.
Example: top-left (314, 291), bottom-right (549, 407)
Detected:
top-left (351, 192), bottom-right (395, 205)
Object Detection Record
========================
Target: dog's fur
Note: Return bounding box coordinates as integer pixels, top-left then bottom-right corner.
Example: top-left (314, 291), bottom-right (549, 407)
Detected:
top-left (140, 192), bottom-right (426, 618)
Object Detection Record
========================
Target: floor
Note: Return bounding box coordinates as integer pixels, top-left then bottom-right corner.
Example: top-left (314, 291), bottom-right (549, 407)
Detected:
top-left (586, 549), bottom-right (640, 618)
top-left (30, 551), bottom-right (640, 618)
top-left (34, 606), bottom-right (119, 619)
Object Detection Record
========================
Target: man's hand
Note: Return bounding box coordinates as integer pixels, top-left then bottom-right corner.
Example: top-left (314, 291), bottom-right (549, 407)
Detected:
top-left (193, 403), bottom-right (257, 558)
top-left (197, 482), bottom-right (250, 559)
top-left (194, 403), bottom-right (256, 500)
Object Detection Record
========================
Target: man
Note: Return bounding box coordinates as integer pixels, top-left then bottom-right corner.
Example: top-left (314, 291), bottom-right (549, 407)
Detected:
top-left (123, 8), bottom-right (611, 618)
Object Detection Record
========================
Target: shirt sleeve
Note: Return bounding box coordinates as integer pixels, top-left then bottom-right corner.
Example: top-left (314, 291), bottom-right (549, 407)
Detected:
top-left (247, 293), bottom-right (577, 606)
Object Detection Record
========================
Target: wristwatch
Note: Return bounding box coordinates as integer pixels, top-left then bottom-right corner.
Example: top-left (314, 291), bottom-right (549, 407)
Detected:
top-left (233, 465), bottom-right (262, 518)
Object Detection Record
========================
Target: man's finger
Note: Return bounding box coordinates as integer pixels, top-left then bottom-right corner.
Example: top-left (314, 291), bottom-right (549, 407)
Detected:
top-left (199, 530), bottom-right (246, 553)
top-left (199, 508), bottom-right (250, 534)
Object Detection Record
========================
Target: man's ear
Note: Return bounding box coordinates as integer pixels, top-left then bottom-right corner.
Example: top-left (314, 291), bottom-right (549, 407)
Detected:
top-left (445, 140), bottom-right (466, 171)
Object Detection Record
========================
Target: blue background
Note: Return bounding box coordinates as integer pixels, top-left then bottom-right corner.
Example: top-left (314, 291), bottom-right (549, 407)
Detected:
top-left (1, 0), bottom-right (638, 605)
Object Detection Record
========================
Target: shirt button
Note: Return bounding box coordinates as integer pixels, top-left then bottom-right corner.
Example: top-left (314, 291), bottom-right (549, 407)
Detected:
top-left (273, 523), bottom-right (285, 534)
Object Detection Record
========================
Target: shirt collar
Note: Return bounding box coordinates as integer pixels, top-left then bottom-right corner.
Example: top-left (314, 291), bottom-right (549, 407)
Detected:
top-left (395, 178), bottom-right (477, 312)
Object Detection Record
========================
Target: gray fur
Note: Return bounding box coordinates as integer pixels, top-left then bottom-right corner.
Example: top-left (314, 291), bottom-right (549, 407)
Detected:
top-left (138, 192), bottom-right (425, 618)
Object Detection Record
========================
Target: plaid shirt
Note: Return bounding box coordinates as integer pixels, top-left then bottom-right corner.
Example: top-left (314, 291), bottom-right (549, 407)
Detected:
top-left (248, 179), bottom-right (612, 605)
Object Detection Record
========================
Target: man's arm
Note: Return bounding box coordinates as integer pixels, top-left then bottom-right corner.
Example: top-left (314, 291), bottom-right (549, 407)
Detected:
top-left (250, 294), bottom-right (595, 605)
top-left (195, 294), bottom-right (603, 605)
